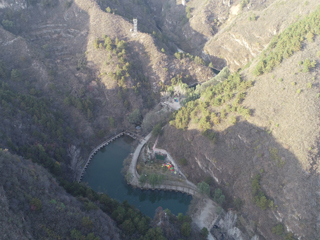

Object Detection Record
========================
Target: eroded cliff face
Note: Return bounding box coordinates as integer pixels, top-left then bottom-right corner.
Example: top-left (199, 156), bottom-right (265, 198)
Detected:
top-left (149, 0), bottom-right (320, 72)
top-left (148, 0), bottom-right (230, 67)
top-left (1, 0), bottom-right (319, 76)
top-left (203, 0), bottom-right (320, 71)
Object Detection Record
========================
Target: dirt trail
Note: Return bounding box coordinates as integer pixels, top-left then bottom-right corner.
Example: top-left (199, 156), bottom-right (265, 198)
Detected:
top-left (191, 198), bottom-right (219, 240)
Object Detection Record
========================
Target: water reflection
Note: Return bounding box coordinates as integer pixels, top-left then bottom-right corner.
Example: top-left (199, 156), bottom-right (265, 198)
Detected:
top-left (81, 136), bottom-right (192, 217)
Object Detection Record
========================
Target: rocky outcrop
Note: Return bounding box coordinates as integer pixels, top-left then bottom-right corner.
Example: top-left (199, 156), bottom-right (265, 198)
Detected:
top-left (0, 0), bottom-right (27, 10)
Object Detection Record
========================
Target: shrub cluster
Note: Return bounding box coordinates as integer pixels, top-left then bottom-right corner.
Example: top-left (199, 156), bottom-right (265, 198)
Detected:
top-left (186, 6), bottom-right (192, 19)
top-left (0, 61), bottom-right (8, 78)
top-left (213, 188), bottom-right (225, 205)
top-left (95, 35), bottom-right (154, 109)
top-left (248, 13), bottom-right (257, 21)
top-left (179, 158), bottom-right (188, 166)
top-left (202, 129), bottom-right (218, 144)
top-left (0, 80), bottom-right (77, 175)
top-left (176, 212), bottom-right (192, 237)
top-left (240, 0), bottom-right (249, 9)
top-left (64, 95), bottom-right (94, 120)
top-left (302, 58), bottom-right (316, 72)
top-left (152, 123), bottom-right (162, 137)
top-left (62, 181), bottom-right (166, 238)
top-left (197, 181), bottom-right (210, 196)
top-left (272, 224), bottom-right (284, 235)
top-left (139, 172), bottom-right (165, 187)
top-left (128, 109), bottom-right (142, 125)
top-left (170, 72), bottom-right (252, 131)
top-left (251, 174), bottom-right (274, 210)
top-left (174, 51), bottom-right (207, 66)
top-left (254, 6), bottom-right (320, 76)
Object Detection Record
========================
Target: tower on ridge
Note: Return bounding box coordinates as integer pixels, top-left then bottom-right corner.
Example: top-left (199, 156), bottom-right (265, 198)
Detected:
top-left (133, 18), bottom-right (138, 35)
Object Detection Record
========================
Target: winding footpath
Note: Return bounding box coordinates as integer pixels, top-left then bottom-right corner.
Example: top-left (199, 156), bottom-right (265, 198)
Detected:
top-left (127, 132), bottom-right (199, 196)
top-left (128, 132), bottom-right (152, 186)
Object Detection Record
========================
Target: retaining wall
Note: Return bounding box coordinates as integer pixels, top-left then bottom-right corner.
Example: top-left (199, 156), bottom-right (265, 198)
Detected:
top-left (129, 168), bottom-right (198, 196)
top-left (133, 182), bottom-right (197, 196)
top-left (77, 131), bottom-right (139, 182)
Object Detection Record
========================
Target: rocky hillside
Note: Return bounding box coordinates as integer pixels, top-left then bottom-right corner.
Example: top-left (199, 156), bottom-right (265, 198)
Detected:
top-left (204, 0), bottom-right (320, 71)
top-left (0, 0), bottom-right (214, 178)
top-left (0, 149), bottom-right (121, 240)
top-left (1, 0), bottom-right (320, 239)
top-left (157, 3), bottom-right (320, 239)
top-left (0, 0), bottom-right (214, 239)
top-left (0, 148), bottom-right (210, 240)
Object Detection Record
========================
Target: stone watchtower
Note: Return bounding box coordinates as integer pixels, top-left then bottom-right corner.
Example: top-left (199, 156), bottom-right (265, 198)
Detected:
top-left (133, 18), bottom-right (138, 35)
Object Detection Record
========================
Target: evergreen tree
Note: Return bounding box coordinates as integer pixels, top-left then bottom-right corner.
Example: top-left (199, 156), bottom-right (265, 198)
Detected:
top-left (104, 36), bottom-right (112, 46)
top-left (127, 109), bottom-right (142, 125)
top-left (11, 69), bottom-right (22, 81)
top-left (181, 222), bottom-right (191, 236)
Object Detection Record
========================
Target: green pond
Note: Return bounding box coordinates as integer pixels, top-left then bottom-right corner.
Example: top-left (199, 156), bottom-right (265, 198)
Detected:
top-left (81, 135), bottom-right (192, 218)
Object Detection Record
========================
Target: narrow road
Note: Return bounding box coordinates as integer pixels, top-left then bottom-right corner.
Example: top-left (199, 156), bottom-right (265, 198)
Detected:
top-left (128, 132), bottom-right (217, 238)
top-left (128, 132), bottom-right (152, 185)
top-left (128, 132), bottom-right (199, 195)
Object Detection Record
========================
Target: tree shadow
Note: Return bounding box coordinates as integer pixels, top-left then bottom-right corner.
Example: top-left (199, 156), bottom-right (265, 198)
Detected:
top-left (157, 120), bottom-right (319, 239)
top-left (151, 1), bottom-right (227, 70)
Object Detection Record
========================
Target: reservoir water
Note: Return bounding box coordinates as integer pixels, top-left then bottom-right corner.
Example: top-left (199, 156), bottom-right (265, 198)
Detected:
top-left (81, 135), bottom-right (192, 218)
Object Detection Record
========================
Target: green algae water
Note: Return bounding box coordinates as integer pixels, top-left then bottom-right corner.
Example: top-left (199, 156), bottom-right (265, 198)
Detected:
top-left (81, 136), bottom-right (192, 218)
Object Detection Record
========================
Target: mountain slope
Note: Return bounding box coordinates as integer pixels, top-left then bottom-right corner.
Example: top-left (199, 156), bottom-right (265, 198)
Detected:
top-left (0, 148), bottom-right (121, 240)
top-left (158, 5), bottom-right (320, 239)
top-left (1, 0), bottom-right (320, 239)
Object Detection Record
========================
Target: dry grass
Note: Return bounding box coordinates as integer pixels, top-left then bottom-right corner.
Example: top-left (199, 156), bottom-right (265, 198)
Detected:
top-left (204, 0), bottom-right (320, 71)
top-left (159, 20), bottom-right (320, 240)
top-left (245, 36), bottom-right (320, 171)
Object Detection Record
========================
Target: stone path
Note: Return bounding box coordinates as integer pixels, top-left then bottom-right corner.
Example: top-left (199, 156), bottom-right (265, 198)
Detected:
top-left (128, 132), bottom-right (152, 185)
top-left (128, 132), bottom-right (199, 196)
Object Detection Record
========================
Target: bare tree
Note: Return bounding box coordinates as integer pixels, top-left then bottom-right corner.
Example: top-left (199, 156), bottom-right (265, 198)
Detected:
top-left (68, 145), bottom-right (85, 181)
